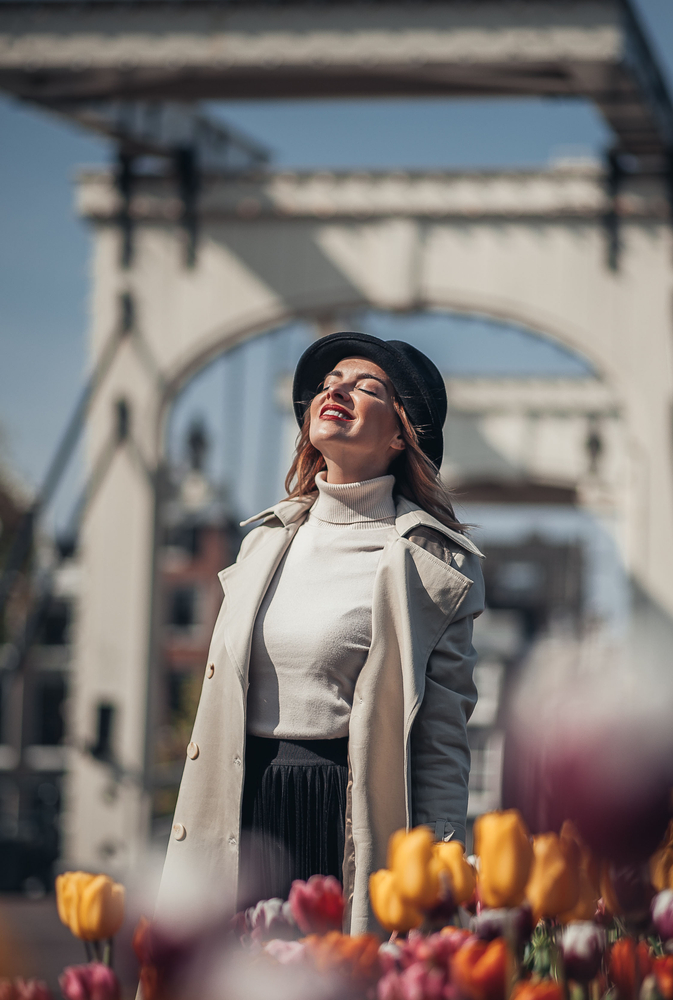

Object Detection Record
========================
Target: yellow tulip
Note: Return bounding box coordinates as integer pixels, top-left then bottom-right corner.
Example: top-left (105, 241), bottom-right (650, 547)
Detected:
top-left (389, 827), bottom-right (441, 909)
top-left (473, 810), bottom-right (533, 908)
top-left (525, 832), bottom-right (580, 922)
top-left (369, 869), bottom-right (423, 933)
top-left (56, 871), bottom-right (125, 941)
top-left (433, 841), bottom-right (477, 905)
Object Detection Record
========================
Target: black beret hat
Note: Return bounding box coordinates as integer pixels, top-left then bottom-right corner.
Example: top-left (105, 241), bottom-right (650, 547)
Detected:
top-left (292, 332), bottom-right (447, 470)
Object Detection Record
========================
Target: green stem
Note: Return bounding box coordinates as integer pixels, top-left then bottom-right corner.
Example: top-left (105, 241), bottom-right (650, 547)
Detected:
top-left (549, 925), bottom-right (568, 1000)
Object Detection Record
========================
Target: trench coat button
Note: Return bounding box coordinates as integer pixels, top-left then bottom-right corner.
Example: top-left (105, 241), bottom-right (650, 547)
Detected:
top-left (207, 663), bottom-right (215, 678)
top-left (187, 742), bottom-right (199, 760)
top-left (173, 822), bottom-right (186, 841)
top-left (228, 836), bottom-right (237, 847)
top-left (233, 756), bottom-right (241, 767)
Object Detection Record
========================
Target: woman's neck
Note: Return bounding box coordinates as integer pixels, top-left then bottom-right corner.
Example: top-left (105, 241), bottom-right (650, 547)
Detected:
top-left (309, 472), bottom-right (396, 527)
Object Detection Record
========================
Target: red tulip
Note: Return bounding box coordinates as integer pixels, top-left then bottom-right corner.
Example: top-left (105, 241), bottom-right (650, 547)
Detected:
top-left (653, 956), bottom-right (673, 1000)
top-left (59, 964), bottom-right (119, 1000)
top-left (288, 875), bottom-right (345, 934)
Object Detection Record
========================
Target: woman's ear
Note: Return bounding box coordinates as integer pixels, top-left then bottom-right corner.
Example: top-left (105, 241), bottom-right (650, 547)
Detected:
top-left (391, 430), bottom-right (406, 453)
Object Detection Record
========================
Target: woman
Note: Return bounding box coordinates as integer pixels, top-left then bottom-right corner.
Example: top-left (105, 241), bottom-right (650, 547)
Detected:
top-left (158, 332), bottom-right (484, 935)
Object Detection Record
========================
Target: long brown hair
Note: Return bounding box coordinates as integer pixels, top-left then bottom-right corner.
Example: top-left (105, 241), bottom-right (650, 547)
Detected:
top-left (284, 395), bottom-right (467, 533)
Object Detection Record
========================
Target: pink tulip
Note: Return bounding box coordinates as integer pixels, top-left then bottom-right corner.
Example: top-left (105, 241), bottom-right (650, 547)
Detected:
top-left (0, 982), bottom-right (53, 1000)
top-left (59, 964), bottom-right (119, 1000)
top-left (288, 875), bottom-right (345, 934)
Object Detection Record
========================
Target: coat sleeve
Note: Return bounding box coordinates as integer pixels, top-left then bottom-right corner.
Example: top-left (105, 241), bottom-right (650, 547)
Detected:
top-left (409, 549), bottom-right (484, 846)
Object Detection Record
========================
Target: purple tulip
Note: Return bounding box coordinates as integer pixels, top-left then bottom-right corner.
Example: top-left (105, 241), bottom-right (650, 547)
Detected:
top-left (470, 905), bottom-right (533, 946)
top-left (561, 922), bottom-right (606, 983)
top-left (652, 890), bottom-right (673, 942)
top-left (59, 964), bottom-right (120, 1000)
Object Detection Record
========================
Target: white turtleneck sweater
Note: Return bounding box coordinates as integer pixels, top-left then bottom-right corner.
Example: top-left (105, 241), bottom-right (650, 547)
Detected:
top-left (246, 472), bottom-right (397, 740)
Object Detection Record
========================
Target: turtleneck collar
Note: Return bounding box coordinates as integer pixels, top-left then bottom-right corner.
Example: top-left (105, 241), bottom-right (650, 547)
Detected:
top-left (308, 472), bottom-right (396, 529)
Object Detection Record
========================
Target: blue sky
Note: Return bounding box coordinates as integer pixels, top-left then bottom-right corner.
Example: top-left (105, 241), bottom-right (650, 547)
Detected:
top-left (1, 0), bottom-right (672, 518)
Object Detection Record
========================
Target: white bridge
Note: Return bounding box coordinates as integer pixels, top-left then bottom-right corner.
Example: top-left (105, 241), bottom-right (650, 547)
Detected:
top-left (0, 0), bottom-right (672, 873)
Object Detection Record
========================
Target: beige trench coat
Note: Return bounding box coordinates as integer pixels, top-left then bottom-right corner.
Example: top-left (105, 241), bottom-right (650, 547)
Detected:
top-left (156, 493), bottom-right (484, 935)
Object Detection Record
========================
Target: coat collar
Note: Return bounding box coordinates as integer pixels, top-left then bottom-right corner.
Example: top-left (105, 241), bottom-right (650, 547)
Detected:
top-left (241, 492), bottom-right (483, 558)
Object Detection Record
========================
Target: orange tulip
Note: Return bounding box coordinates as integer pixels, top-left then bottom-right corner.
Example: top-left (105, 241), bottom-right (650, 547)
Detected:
top-left (452, 937), bottom-right (510, 1000)
top-left (651, 822), bottom-right (673, 893)
top-left (389, 827), bottom-right (441, 909)
top-left (609, 938), bottom-right (652, 1000)
top-left (474, 811), bottom-right (533, 909)
top-left (512, 979), bottom-right (564, 1000)
top-left (433, 841), bottom-right (477, 905)
top-left (56, 872), bottom-right (125, 941)
top-left (525, 832), bottom-right (580, 922)
top-left (369, 869), bottom-right (423, 933)
top-left (303, 931), bottom-right (381, 984)
top-left (558, 823), bottom-right (600, 924)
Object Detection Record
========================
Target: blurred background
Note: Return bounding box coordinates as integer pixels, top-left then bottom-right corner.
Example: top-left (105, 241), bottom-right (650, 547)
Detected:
top-left (1, 0), bottom-right (673, 983)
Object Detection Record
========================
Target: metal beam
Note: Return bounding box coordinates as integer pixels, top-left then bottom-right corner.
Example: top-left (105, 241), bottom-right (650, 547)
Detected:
top-left (0, 0), bottom-right (671, 162)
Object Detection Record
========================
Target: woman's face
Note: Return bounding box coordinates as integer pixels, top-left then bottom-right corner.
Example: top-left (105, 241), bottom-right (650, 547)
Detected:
top-left (308, 356), bottom-right (405, 483)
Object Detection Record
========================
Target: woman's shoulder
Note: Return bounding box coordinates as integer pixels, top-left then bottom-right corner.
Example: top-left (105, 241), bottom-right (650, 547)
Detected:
top-left (393, 497), bottom-right (483, 561)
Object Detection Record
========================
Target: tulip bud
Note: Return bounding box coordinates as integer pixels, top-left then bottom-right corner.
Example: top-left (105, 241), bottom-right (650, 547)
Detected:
top-left (289, 875), bottom-right (344, 935)
top-left (561, 922), bottom-right (606, 983)
top-left (370, 870), bottom-right (423, 934)
top-left (652, 891), bottom-right (673, 942)
top-left (59, 965), bottom-right (120, 1000)
top-left (525, 832), bottom-right (580, 922)
top-left (56, 873), bottom-right (124, 942)
top-left (389, 828), bottom-right (441, 910)
top-left (433, 842), bottom-right (477, 906)
top-left (474, 811), bottom-right (533, 909)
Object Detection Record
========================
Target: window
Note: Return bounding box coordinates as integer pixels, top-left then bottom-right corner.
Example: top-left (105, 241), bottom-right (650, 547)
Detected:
top-left (168, 586), bottom-right (198, 629)
top-left (35, 676), bottom-right (66, 746)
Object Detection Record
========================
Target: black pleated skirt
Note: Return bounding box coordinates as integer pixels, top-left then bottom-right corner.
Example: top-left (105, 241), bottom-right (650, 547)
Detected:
top-left (239, 734), bottom-right (349, 905)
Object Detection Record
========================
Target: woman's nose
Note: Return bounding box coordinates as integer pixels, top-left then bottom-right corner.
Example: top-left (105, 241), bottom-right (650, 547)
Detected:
top-left (327, 382), bottom-right (350, 401)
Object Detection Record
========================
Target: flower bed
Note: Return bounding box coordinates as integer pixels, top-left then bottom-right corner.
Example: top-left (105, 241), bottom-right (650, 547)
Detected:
top-left (3, 810), bottom-right (673, 1000)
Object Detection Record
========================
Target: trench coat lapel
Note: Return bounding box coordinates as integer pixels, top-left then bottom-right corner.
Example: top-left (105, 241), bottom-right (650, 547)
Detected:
top-left (217, 520), bottom-right (302, 685)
